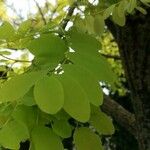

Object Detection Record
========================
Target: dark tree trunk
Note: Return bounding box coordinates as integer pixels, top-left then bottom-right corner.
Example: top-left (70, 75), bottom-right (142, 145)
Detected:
top-left (106, 9), bottom-right (150, 150)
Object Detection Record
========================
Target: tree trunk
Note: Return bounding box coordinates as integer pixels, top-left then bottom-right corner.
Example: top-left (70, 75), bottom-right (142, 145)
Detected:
top-left (106, 9), bottom-right (150, 150)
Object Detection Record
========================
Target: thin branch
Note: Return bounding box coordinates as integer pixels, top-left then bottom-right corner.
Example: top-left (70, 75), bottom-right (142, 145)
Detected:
top-left (101, 53), bottom-right (121, 60)
top-left (0, 54), bottom-right (32, 63)
top-left (33, 0), bottom-right (47, 25)
top-left (102, 95), bottom-right (137, 138)
top-left (5, 3), bottom-right (24, 21)
top-left (61, 2), bottom-right (77, 30)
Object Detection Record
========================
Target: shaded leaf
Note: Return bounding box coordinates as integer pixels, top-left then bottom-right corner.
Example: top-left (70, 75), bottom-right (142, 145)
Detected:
top-left (12, 105), bottom-right (37, 131)
top-left (28, 34), bottom-right (67, 65)
top-left (90, 106), bottom-right (115, 135)
top-left (52, 119), bottom-right (72, 138)
top-left (85, 15), bottom-right (95, 34)
top-left (103, 5), bottom-right (115, 19)
top-left (112, 6), bottom-right (125, 26)
top-left (20, 87), bottom-right (36, 106)
top-left (68, 28), bottom-right (101, 55)
top-left (0, 22), bottom-right (15, 40)
top-left (127, 0), bottom-right (137, 13)
top-left (94, 15), bottom-right (105, 36)
top-left (31, 126), bottom-right (64, 150)
top-left (74, 127), bottom-right (103, 150)
top-left (136, 6), bottom-right (147, 14)
top-left (0, 120), bottom-right (29, 149)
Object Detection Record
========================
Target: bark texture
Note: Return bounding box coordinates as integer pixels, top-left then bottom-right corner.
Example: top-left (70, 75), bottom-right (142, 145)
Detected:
top-left (106, 9), bottom-right (150, 150)
top-left (102, 95), bottom-right (136, 137)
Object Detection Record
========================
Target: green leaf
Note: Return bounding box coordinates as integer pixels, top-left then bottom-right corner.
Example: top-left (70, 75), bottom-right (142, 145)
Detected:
top-left (52, 119), bottom-right (72, 138)
top-left (68, 28), bottom-right (101, 55)
top-left (94, 15), bottom-right (105, 36)
top-left (136, 6), bottom-right (147, 14)
top-left (34, 76), bottom-right (64, 114)
top-left (31, 126), bottom-right (64, 150)
top-left (68, 52), bottom-right (116, 86)
top-left (0, 120), bottom-right (29, 149)
top-left (67, 29), bottom-right (116, 86)
top-left (85, 15), bottom-right (95, 34)
top-left (0, 104), bottom-right (14, 128)
top-left (103, 5), bottom-right (115, 19)
top-left (112, 6), bottom-right (125, 26)
top-left (18, 20), bottom-right (32, 34)
top-left (54, 109), bottom-right (70, 121)
top-left (74, 17), bottom-right (87, 33)
top-left (140, 0), bottom-right (150, 6)
top-left (63, 65), bottom-right (103, 106)
top-left (127, 0), bottom-right (137, 13)
top-left (28, 34), bottom-right (67, 65)
top-left (74, 127), bottom-right (103, 150)
top-left (0, 71), bottom-right (44, 102)
top-left (56, 73), bottom-right (90, 122)
top-left (0, 22), bottom-right (15, 40)
top-left (118, 0), bottom-right (128, 18)
top-left (20, 87), bottom-right (36, 106)
top-left (12, 105), bottom-right (38, 131)
top-left (37, 111), bottom-right (54, 126)
top-left (90, 107), bottom-right (115, 135)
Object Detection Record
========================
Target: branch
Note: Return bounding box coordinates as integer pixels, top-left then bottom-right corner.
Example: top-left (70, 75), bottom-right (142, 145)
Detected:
top-left (61, 2), bottom-right (77, 30)
top-left (101, 53), bottom-right (121, 60)
top-left (5, 3), bottom-right (24, 21)
top-left (101, 95), bottom-right (137, 137)
top-left (33, 0), bottom-right (47, 25)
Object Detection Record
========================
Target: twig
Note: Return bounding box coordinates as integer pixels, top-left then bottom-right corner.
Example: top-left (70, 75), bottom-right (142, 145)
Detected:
top-left (61, 2), bottom-right (78, 30)
top-left (5, 3), bottom-right (24, 21)
top-left (33, 0), bottom-right (47, 25)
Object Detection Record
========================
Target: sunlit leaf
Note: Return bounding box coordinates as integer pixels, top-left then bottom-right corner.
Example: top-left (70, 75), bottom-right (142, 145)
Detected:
top-left (0, 71), bottom-right (44, 102)
top-left (31, 126), bottom-right (64, 150)
top-left (63, 65), bottom-right (103, 106)
top-left (56, 73), bottom-right (90, 122)
top-left (34, 76), bottom-right (64, 114)
top-left (0, 120), bottom-right (29, 149)
top-left (0, 22), bottom-right (15, 40)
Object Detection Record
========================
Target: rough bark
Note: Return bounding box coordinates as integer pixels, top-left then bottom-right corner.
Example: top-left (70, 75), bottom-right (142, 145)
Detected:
top-left (106, 9), bottom-right (150, 150)
top-left (102, 95), bottom-right (136, 137)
